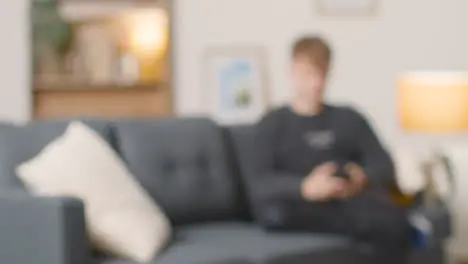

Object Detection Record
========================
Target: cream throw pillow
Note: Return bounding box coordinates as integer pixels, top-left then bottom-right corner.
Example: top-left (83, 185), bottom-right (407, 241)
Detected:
top-left (16, 121), bottom-right (171, 262)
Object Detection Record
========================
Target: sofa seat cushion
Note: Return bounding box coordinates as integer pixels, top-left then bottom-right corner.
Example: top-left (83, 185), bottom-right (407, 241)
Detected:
top-left (96, 222), bottom-right (348, 264)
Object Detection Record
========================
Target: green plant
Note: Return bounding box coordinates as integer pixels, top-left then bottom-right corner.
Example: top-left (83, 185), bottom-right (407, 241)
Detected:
top-left (32, 0), bottom-right (72, 69)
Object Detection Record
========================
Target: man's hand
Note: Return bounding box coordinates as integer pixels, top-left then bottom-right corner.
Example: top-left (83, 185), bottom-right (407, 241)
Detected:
top-left (301, 162), bottom-right (348, 201)
top-left (340, 163), bottom-right (368, 198)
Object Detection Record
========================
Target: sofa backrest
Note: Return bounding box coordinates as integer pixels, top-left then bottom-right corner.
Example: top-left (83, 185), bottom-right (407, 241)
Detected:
top-left (0, 122), bottom-right (14, 129)
top-left (223, 125), bottom-right (257, 207)
top-left (0, 119), bottom-right (114, 191)
top-left (112, 117), bottom-right (248, 225)
top-left (0, 118), bottom-right (253, 225)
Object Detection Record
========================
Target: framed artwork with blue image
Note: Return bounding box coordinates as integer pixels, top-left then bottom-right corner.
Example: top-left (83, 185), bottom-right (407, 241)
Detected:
top-left (203, 47), bottom-right (269, 125)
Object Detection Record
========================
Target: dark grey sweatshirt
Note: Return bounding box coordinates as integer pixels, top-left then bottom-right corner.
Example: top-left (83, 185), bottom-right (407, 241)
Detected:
top-left (251, 104), bottom-right (396, 227)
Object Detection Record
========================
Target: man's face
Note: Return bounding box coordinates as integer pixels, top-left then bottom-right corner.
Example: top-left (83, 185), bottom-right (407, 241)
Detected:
top-left (290, 57), bottom-right (327, 103)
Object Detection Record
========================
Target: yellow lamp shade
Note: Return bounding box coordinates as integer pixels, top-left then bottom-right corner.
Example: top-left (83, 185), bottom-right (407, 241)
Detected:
top-left (399, 72), bottom-right (468, 132)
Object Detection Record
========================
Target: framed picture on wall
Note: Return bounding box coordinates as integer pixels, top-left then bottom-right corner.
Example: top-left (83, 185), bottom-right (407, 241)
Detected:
top-left (316, 0), bottom-right (378, 17)
top-left (203, 47), bottom-right (269, 125)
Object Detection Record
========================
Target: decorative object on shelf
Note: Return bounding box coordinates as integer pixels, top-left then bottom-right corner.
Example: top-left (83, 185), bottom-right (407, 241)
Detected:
top-left (398, 71), bottom-right (468, 205)
top-left (203, 47), bottom-right (269, 125)
top-left (316, 0), bottom-right (378, 17)
top-left (115, 53), bottom-right (140, 85)
top-left (32, 0), bottom-right (73, 79)
top-left (76, 24), bottom-right (117, 85)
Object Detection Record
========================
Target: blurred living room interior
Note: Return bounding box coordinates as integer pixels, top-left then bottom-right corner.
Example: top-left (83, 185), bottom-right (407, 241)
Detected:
top-left (0, 1), bottom-right (468, 264)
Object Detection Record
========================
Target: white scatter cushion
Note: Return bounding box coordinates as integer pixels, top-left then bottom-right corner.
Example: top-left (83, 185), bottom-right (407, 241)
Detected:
top-left (16, 121), bottom-right (171, 262)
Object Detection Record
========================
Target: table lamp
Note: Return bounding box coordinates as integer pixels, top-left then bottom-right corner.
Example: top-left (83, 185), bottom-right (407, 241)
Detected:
top-left (122, 9), bottom-right (168, 83)
top-left (398, 71), bottom-right (468, 205)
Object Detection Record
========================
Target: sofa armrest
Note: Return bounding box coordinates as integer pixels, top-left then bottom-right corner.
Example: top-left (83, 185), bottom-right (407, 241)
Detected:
top-left (0, 192), bottom-right (91, 264)
top-left (409, 197), bottom-right (452, 248)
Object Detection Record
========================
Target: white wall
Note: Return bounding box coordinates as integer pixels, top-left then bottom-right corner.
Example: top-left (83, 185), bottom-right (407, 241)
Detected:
top-left (0, 0), bottom-right (31, 123)
top-left (174, 0), bottom-right (468, 145)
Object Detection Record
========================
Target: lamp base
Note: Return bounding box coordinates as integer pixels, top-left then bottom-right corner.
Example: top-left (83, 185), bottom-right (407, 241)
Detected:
top-left (421, 148), bottom-right (453, 206)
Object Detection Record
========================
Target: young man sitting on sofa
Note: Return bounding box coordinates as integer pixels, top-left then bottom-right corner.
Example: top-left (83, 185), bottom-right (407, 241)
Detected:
top-left (252, 35), bottom-right (411, 264)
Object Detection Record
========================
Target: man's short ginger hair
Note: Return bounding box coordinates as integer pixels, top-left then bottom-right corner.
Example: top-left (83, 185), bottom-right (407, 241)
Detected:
top-left (291, 35), bottom-right (333, 73)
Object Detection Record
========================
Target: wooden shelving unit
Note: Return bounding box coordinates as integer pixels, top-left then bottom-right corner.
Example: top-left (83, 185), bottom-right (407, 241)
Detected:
top-left (31, 0), bottom-right (174, 119)
top-left (34, 86), bottom-right (171, 119)
top-left (33, 82), bottom-right (164, 92)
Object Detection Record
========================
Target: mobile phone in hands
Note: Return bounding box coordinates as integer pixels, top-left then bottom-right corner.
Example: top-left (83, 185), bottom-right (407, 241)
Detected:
top-left (333, 160), bottom-right (350, 180)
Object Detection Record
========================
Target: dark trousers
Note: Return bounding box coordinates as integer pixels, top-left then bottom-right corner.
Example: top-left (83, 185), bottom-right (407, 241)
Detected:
top-left (261, 192), bottom-right (412, 264)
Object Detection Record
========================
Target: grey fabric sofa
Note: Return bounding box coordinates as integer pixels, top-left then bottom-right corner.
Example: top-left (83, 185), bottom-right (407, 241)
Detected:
top-left (0, 118), bottom-right (449, 264)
